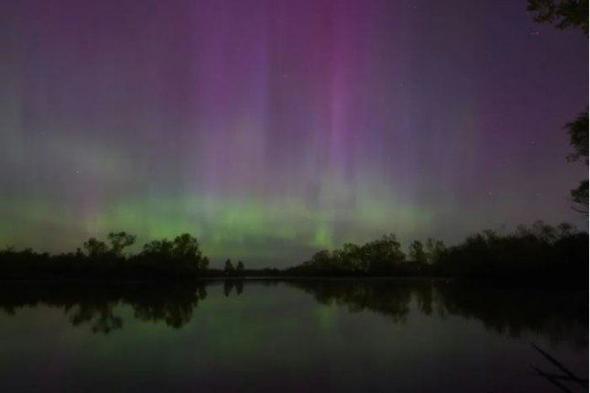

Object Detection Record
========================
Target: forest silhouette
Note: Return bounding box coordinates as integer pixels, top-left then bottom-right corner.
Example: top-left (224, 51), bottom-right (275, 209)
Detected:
top-left (0, 220), bottom-right (587, 287)
top-left (286, 221), bottom-right (588, 287)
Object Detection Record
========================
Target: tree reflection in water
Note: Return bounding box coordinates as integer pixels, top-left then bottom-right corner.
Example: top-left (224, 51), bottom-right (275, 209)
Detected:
top-left (285, 279), bottom-right (587, 347)
top-left (0, 282), bottom-right (208, 333)
top-left (0, 279), bottom-right (586, 347)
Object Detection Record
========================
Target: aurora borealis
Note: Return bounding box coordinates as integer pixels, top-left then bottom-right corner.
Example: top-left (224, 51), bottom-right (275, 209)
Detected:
top-left (0, 0), bottom-right (587, 266)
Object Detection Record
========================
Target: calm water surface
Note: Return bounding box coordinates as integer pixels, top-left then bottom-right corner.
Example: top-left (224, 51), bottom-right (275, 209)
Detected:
top-left (0, 280), bottom-right (586, 392)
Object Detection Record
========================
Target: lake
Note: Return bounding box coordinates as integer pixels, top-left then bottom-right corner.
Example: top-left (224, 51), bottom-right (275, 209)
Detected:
top-left (0, 279), bottom-right (586, 392)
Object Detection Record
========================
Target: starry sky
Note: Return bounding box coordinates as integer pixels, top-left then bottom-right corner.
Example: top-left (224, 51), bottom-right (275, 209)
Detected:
top-left (0, 0), bottom-right (587, 267)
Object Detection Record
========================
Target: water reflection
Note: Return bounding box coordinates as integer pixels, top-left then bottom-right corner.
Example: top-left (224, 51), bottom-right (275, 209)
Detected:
top-left (434, 283), bottom-right (588, 347)
top-left (223, 279), bottom-right (244, 297)
top-left (0, 282), bottom-right (208, 333)
top-left (287, 279), bottom-right (588, 347)
top-left (0, 279), bottom-right (586, 346)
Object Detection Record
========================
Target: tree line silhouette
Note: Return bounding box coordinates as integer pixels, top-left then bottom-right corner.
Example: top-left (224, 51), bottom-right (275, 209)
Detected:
top-left (0, 232), bottom-right (249, 280)
top-left (287, 221), bottom-right (588, 287)
top-left (0, 221), bottom-right (587, 286)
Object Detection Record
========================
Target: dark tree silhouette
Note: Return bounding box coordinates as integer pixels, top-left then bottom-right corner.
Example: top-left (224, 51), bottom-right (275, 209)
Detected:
top-left (566, 111), bottom-right (589, 213)
top-left (528, 0), bottom-right (589, 32)
top-left (138, 233), bottom-right (207, 274)
top-left (290, 233), bottom-right (411, 276)
top-left (528, 1), bottom-right (588, 214)
top-left (83, 238), bottom-right (109, 258)
top-left (434, 221), bottom-right (588, 286)
top-left (361, 234), bottom-right (406, 274)
top-left (425, 238), bottom-right (446, 264)
top-left (571, 180), bottom-right (589, 214)
top-left (287, 223), bottom-right (587, 285)
top-left (171, 233), bottom-right (208, 270)
top-left (566, 111), bottom-right (589, 162)
top-left (224, 259), bottom-right (235, 275)
top-left (172, 234), bottom-right (200, 259)
top-left (107, 232), bottom-right (136, 256)
top-left (0, 225), bottom-right (586, 284)
top-left (409, 241), bottom-right (427, 264)
top-left (142, 239), bottom-right (174, 256)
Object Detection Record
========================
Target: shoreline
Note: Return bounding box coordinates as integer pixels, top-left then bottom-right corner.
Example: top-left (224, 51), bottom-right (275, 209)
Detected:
top-left (0, 275), bottom-right (585, 290)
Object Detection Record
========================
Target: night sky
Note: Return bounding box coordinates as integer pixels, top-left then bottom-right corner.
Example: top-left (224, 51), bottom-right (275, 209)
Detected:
top-left (1, 0), bottom-right (587, 266)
